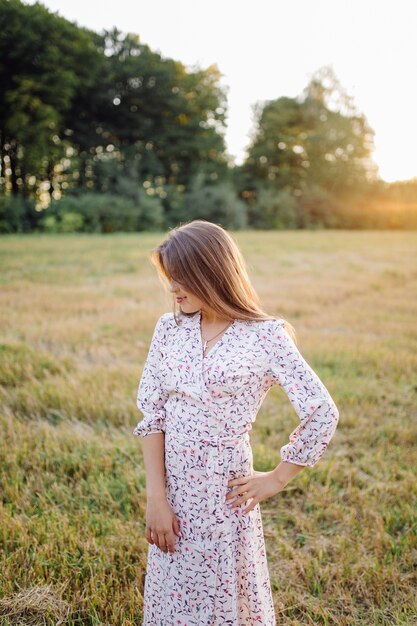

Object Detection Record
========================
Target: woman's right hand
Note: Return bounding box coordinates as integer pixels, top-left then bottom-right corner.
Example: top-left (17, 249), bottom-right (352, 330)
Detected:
top-left (145, 495), bottom-right (181, 554)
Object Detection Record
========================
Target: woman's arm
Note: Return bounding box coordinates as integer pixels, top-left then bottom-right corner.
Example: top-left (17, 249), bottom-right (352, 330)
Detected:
top-left (133, 314), bottom-right (170, 438)
top-left (271, 459), bottom-right (305, 489)
top-left (133, 314), bottom-right (181, 553)
top-left (133, 315), bottom-right (169, 497)
top-left (227, 320), bottom-right (340, 512)
top-left (141, 431), bottom-right (181, 553)
top-left (140, 432), bottom-right (166, 499)
top-left (268, 319), bottom-right (340, 469)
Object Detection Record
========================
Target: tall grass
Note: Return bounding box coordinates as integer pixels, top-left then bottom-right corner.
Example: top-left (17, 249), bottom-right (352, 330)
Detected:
top-left (0, 231), bottom-right (416, 625)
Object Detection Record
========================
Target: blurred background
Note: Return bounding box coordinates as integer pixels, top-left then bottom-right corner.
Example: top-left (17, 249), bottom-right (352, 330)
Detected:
top-left (1, 0), bottom-right (416, 233)
top-left (0, 2), bottom-right (416, 625)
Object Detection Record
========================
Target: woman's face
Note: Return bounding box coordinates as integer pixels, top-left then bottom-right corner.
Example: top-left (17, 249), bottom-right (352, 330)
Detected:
top-left (168, 278), bottom-right (203, 314)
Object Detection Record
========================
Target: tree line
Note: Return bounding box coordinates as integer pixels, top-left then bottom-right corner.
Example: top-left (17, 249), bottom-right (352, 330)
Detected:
top-left (0, 0), bottom-right (416, 232)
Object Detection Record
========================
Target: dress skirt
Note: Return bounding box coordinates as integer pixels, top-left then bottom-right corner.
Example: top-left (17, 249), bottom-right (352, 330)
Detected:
top-left (141, 427), bottom-right (276, 625)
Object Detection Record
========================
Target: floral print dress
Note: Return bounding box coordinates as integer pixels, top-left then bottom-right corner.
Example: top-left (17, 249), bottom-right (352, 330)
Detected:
top-left (133, 310), bottom-right (339, 626)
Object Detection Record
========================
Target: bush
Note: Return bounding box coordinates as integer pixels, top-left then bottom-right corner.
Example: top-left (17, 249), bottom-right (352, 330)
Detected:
top-left (250, 187), bottom-right (299, 229)
top-left (41, 211), bottom-right (85, 233)
top-left (43, 193), bottom-right (138, 233)
top-left (38, 192), bottom-right (165, 233)
top-left (0, 195), bottom-right (42, 233)
top-left (60, 211), bottom-right (85, 232)
top-left (172, 172), bottom-right (248, 229)
top-left (136, 190), bottom-right (165, 231)
top-left (296, 184), bottom-right (342, 228)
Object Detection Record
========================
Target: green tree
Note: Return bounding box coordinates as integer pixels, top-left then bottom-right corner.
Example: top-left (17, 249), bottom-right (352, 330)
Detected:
top-left (86, 28), bottom-right (229, 188)
top-left (240, 65), bottom-right (378, 224)
top-left (242, 96), bottom-right (306, 190)
top-left (301, 65), bottom-right (377, 196)
top-left (0, 0), bottom-right (103, 198)
top-left (0, 3), bottom-right (230, 207)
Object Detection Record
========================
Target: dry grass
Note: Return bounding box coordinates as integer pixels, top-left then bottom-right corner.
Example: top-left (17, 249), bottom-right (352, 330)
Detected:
top-left (0, 583), bottom-right (71, 625)
top-left (0, 230), bottom-right (416, 625)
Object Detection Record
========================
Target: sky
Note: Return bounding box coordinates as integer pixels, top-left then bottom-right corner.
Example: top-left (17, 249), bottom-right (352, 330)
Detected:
top-left (27, 0), bottom-right (417, 182)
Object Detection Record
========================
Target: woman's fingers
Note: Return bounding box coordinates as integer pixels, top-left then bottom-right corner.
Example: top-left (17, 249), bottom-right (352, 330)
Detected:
top-left (172, 515), bottom-right (182, 538)
top-left (226, 479), bottom-right (252, 503)
top-left (242, 497), bottom-right (259, 515)
top-left (225, 473), bottom-right (253, 502)
top-left (156, 531), bottom-right (168, 552)
top-left (227, 488), bottom-right (255, 508)
top-left (227, 474), bottom-right (251, 489)
top-left (164, 531), bottom-right (176, 554)
top-left (145, 506), bottom-right (181, 552)
top-left (226, 471), bottom-right (283, 509)
top-left (149, 528), bottom-right (178, 553)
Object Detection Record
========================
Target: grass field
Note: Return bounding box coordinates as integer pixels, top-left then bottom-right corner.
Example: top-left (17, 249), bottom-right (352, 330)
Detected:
top-left (0, 230), bottom-right (416, 626)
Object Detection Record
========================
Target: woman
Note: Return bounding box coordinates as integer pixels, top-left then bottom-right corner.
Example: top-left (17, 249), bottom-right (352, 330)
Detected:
top-left (133, 220), bottom-right (339, 625)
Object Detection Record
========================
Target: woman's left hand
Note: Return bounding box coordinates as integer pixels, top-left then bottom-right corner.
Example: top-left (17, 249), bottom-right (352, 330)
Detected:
top-left (225, 470), bottom-right (285, 515)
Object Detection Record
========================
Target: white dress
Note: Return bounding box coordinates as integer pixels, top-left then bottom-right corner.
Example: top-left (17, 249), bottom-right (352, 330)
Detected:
top-left (133, 310), bottom-right (339, 625)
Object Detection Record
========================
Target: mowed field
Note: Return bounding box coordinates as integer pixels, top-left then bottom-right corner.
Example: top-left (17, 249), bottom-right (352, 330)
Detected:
top-left (0, 230), bottom-right (416, 626)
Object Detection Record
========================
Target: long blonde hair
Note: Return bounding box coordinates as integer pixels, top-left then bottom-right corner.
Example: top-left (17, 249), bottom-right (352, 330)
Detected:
top-left (150, 219), bottom-right (296, 342)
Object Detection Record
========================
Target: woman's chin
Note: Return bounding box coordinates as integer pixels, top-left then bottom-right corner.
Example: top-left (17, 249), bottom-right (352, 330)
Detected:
top-left (180, 303), bottom-right (199, 315)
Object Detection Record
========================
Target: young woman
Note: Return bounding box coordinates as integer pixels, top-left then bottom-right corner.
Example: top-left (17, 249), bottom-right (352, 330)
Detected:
top-left (133, 220), bottom-right (340, 625)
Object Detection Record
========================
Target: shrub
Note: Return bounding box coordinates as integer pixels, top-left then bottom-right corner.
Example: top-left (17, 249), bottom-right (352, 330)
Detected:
top-left (296, 184), bottom-right (342, 228)
top-left (173, 172), bottom-right (247, 229)
top-left (0, 195), bottom-right (41, 233)
top-left (250, 187), bottom-right (299, 229)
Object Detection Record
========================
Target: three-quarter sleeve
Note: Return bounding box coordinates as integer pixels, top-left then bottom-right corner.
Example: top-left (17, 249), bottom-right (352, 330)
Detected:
top-left (267, 320), bottom-right (340, 467)
top-left (133, 313), bottom-right (170, 438)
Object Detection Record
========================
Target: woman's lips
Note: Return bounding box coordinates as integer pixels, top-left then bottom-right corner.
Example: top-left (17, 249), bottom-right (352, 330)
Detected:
top-left (176, 296), bottom-right (186, 302)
